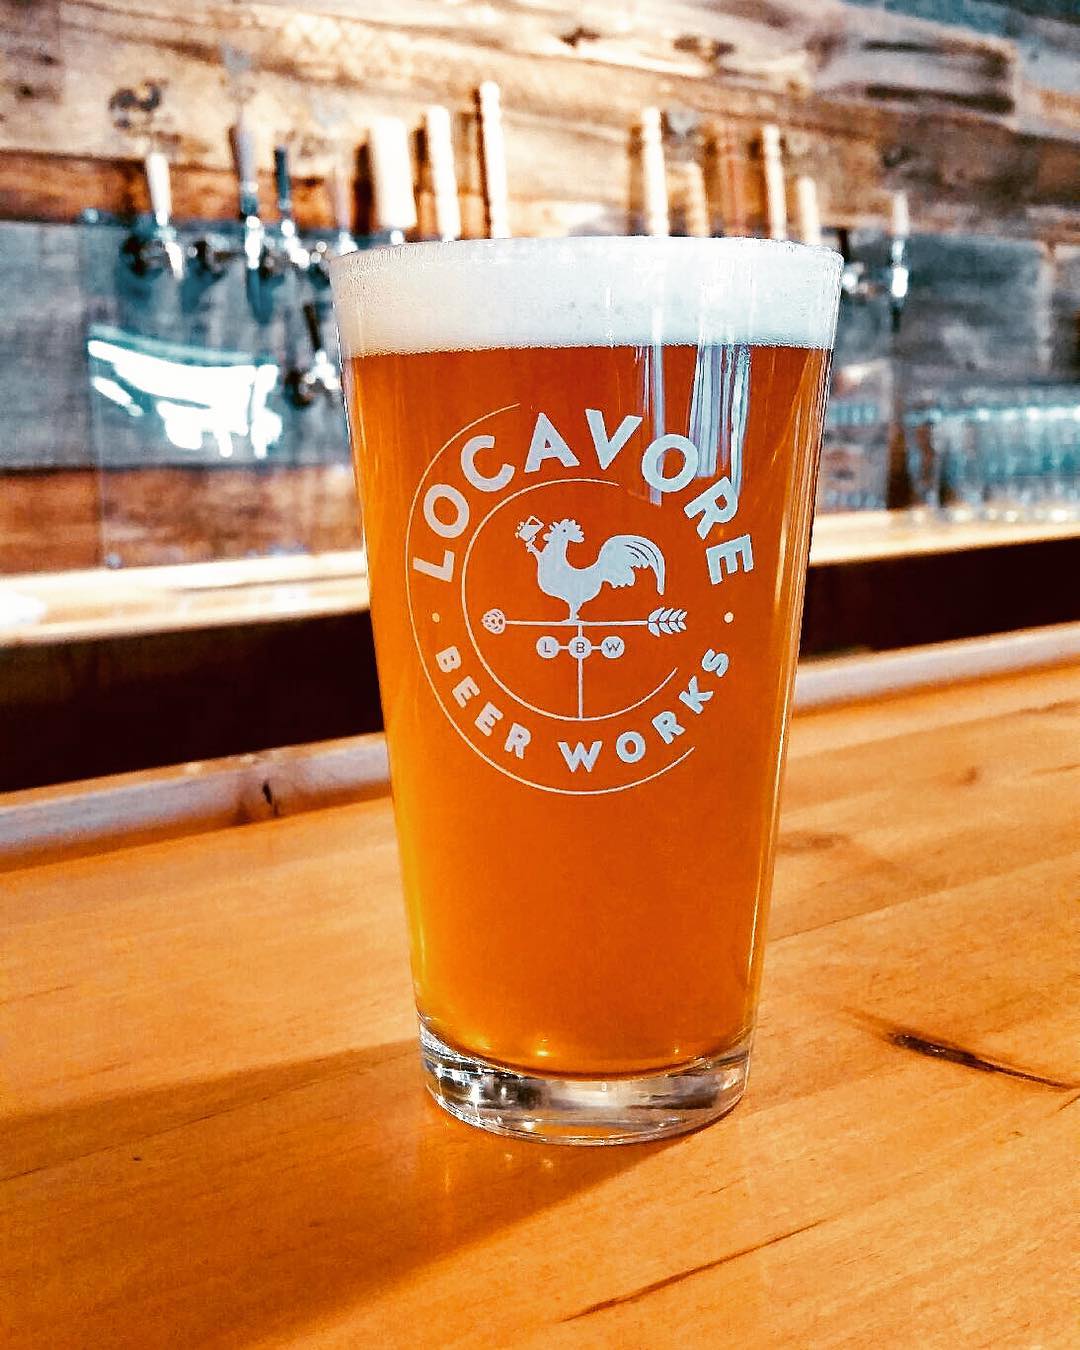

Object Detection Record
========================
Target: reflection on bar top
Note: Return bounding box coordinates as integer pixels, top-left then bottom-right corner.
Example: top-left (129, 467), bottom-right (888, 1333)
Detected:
top-left (1, 513), bottom-right (1079, 646)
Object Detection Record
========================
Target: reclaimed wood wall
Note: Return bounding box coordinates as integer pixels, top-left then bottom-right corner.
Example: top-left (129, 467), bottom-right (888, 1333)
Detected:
top-left (1, 0), bottom-right (1078, 240)
top-left (0, 0), bottom-right (1078, 576)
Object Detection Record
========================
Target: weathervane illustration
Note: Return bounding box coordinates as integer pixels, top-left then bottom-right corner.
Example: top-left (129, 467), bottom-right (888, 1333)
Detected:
top-left (480, 516), bottom-right (688, 719)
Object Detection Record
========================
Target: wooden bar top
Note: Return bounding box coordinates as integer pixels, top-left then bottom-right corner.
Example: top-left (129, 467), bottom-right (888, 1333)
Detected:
top-left (0, 551), bottom-right (370, 648)
top-left (3, 666), bottom-right (1078, 1347)
top-left (3, 514), bottom-right (1077, 646)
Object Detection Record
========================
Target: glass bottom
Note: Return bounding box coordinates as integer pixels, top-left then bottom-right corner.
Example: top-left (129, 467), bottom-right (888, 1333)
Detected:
top-left (419, 1018), bottom-right (752, 1146)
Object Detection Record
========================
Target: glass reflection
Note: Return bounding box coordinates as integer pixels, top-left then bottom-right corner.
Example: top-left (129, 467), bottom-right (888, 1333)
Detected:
top-left (87, 325), bottom-right (283, 461)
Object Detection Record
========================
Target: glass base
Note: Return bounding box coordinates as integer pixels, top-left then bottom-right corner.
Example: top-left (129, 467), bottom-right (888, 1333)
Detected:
top-left (419, 1019), bottom-right (752, 1146)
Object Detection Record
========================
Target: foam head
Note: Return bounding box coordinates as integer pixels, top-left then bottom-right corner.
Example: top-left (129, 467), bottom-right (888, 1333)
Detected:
top-left (331, 236), bottom-right (842, 358)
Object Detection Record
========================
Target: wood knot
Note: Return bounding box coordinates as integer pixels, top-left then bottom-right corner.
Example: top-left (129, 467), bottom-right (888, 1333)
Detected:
top-left (778, 830), bottom-right (841, 855)
top-left (260, 781), bottom-right (281, 818)
top-left (882, 1024), bottom-right (1076, 1090)
top-left (561, 25), bottom-right (602, 48)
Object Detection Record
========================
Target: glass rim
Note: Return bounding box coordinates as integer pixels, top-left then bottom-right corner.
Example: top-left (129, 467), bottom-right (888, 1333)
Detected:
top-left (330, 234), bottom-right (844, 357)
top-left (330, 235), bottom-right (843, 293)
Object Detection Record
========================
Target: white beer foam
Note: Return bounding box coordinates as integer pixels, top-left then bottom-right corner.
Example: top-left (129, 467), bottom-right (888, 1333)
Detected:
top-left (331, 236), bottom-right (842, 357)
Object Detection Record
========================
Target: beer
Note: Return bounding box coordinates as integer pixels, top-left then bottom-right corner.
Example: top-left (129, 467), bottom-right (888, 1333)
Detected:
top-left (332, 237), bottom-right (841, 1140)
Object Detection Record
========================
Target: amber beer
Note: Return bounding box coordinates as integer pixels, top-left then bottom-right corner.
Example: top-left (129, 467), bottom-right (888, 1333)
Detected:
top-left (332, 237), bottom-right (841, 1143)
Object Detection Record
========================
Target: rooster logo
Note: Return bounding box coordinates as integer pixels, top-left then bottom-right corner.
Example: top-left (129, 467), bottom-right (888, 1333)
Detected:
top-left (478, 513), bottom-right (686, 721)
top-left (515, 516), bottom-right (665, 622)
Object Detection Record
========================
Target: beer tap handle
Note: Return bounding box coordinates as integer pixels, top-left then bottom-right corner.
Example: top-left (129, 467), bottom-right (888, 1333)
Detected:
top-left (229, 119), bottom-right (260, 220)
top-left (640, 107), bottom-right (669, 238)
top-left (274, 144), bottom-right (293, 221)
top-left (837, 227), bottom-right (865, 297)
top-left (761, 124), bottom-right (787, 242)
top-left (712, 122), bottom-right (747, 237)
top-left (129, 150), bottom-right (184, 280)
top-left (230, 118), bottom-right (273, 321)
top-left (302, 300), bottom-right (324, 354)
top-left (287, 299), bottom-right (340, 405)
top-left (795, 175), bottom-right (822, 247)
top-left (478, 81), bottom-right (510, 239)
top-left (307, 162), bottom-right (355, 289)
top-left (676, 159), bottom-right (710, 238)
top-left (890, 190), bottom-right (910, 243)
top-left (888, 192), bottom-right (910, 331)
top-left (425, 104), bottom-right (462, 242)
top-left (145, 151), bottom-right (172, 230)
top-left (369, 116), bottom-right (418, 243)
top-left (329, 162), bottom-right (353, 238)
top-left (273, 142), bottom-right (312, 271)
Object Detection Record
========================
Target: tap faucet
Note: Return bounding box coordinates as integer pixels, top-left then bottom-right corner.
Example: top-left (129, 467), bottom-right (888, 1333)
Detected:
top-left (122, 151), bottom-right (184, 279)
top-left (183, 125), bottom-right (251, 306)
top-left (229, 119), bottom-right (279, 324)
top-left (308, 163), bottom-right (358, 287)
top-left (887, 233), bottom-right (910, 333)
top-left (886, 192), bottom-right (910, 334)
top-left (287, 301), bottom-right (341, 406)
top-left (273, 145), bottom-right (310, 273)
top-left (189, 125), bottom-right (255, 282)
top-left (838, 193), bottom-right (912, 334)
top-left (189, 232), bottom-right (233, 280)
top-left (838, 227), bottom-right (866, 296)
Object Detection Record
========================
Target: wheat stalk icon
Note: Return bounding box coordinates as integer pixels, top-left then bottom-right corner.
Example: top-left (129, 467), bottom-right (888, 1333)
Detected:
top-left (646, 607), bottom-right (687, 636)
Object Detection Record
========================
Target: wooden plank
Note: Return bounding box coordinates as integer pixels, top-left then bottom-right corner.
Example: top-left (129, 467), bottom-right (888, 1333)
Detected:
top-left (3, 488), bottom-right (1077, 638)
top-left (0, 464), bottom-right (361, 576)
top-left (0, 666), bottom-right (1076, 1347)
top-left (0, 1), bottom-right (1077, 238)
top-left (0, 732), bottom-right (388, 873)
top-left (1, 650), bottom-right (1074, 878)
top-left (0, 547), bottom-right (369, 646)
top-left (0, 149), bottom-right (355, 230)
top-left (0, 605), bottom-right (384, 794)
top-left (790, 657), bottom-right (1079, 754)
top-left (0, 0), bottom-right (63, 107)
top-left (0, 471), bottom-right (101, 573)
top-left (809, 510), bottom-right (1080, 565)
top-left (794, 620), bottom-right (1080, 707)
top-left (99, 463), bottom-right (360, 566)
top-left (772, 673), bottom-right (1080, 936)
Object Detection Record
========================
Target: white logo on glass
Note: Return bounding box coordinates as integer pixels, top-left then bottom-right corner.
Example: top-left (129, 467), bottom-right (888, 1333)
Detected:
top-left (479, 515), bottom-right (687, 720)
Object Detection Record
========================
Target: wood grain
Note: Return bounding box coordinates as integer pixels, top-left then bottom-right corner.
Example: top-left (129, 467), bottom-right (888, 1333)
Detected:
top-left (6, 507), bottom-right (1078, 640)
top-left (1, 665), bottom-right (1077, 1347)
top-left (0, 465), bottom-right (360, 575)
top-left (100, 463), bottom-right (360, 565)
top-left (0, 149), bottom-right (358, 231)
top-left (0, 731), bottom-right (389, 872)
top-left (0, 0), bottom-right (1077, 239)
top-left (0, 470), bottom-right (101, 572)
top-left (808, 510), bottom-right (1080, 565)
top-left (0, 607), bottom-right (384, 793)
top-left (1, 627), bottom-right (1076, 870)
top-left (0, 549), bottom-right (368, 647)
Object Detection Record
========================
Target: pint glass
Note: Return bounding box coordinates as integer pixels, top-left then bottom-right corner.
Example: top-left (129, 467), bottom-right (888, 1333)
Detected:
top-left (332, 237), bottom-right (842, 1143)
